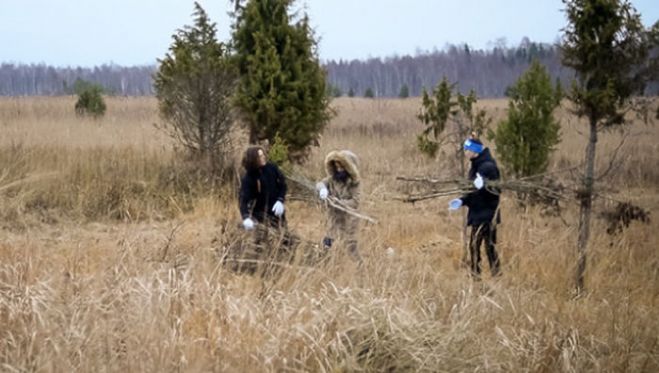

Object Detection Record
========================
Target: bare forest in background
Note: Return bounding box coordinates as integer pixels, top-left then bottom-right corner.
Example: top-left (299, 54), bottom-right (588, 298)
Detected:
top-left (0, 64), bottom-right (155, 96)
top-left (7, 40), bottom-right (657, 98)
top-left (325, 40), bottom-right (568, 97)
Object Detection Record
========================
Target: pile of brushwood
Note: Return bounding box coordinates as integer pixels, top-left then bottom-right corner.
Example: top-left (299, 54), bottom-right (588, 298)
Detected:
top-left (394, 169), bottom-right (650, 235)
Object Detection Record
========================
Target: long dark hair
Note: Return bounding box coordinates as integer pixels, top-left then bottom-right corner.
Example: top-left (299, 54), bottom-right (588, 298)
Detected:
top-left (242, 146), bottom-right (265, 171)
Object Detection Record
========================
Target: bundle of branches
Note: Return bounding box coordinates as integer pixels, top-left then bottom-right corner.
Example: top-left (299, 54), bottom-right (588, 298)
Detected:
top-left (395, 173), bottom-right (651, 235)
top-left (394, 175), bottom-right (568, 206)
top-left (285, 170), bottom-right (378, 224)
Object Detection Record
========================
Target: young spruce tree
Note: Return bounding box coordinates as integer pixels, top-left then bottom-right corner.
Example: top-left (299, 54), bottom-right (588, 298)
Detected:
top-left (74, 79), bottom-right (106, 118)
top-left (417, 77), bottom-right (489, 174)
top-left (232, 0), bottom-right (332, 161)
top-left (561, 0), bottom-right (658, 293)
top-left (154, 2), bottom-right (236, 173)
top-left (399, 84), bottom-right (410, 98)
top-left (492, 60), bottom-right (562, 179)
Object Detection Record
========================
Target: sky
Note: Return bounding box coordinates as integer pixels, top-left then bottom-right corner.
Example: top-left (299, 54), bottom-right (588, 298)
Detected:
top-left (1, 0), bottom-right (657, 67)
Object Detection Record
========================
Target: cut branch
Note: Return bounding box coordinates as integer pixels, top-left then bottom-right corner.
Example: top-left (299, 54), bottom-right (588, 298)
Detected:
top-left (285, 171), bottom-right (378, 224)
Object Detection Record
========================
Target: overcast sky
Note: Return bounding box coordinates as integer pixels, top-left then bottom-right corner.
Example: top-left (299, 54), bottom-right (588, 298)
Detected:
top-left (1, 0), bottom-right (657, 67)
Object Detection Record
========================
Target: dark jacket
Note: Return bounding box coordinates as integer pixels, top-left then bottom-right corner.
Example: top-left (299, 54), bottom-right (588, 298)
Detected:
top-left (460, 148), bottom-right (501, 226)
top-left (239, 162), bottom-right (287, 223)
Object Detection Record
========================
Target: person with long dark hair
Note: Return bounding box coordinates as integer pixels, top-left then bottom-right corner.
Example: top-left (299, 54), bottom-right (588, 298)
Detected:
top-left (239, 146), bottom-right (287, 230)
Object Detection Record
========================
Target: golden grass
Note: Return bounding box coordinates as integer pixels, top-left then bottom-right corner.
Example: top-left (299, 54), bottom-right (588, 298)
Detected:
top-left (0, 96), bottom-right (658, 371)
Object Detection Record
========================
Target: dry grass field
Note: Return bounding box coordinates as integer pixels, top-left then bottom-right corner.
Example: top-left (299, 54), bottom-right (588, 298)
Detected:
top-left (1, 96), bottom-right (658, 372)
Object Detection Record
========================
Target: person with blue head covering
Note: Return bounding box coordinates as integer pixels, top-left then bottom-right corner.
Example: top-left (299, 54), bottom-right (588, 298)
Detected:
top-left (448, 137), bottom-right (502, 278)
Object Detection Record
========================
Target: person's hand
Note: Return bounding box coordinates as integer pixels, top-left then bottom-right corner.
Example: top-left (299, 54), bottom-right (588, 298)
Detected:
top-left (318, 187), bottom-right (329, 200)
top-left (272, 201), bottom-right (285, 217)
top-left (448, 198), bottom-right (463, 210)
top-left (242, 217), bottom-right (255, 230)
top-left (473, 173), bottom-right (484, 190)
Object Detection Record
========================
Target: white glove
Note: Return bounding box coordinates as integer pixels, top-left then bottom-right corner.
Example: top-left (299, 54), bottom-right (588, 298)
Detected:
top-left (318, 187), bottom-right (329, 200)
top-left (473, 173), bottom-right (484, 190)
top-left (448, 198), bottom-right (463, 210)
top-left (272, 201), bottom-right (285, 217)
top-left (242, 217), bottom-right (255, 230)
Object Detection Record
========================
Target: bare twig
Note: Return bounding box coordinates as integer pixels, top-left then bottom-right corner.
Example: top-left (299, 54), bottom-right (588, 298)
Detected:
top-left (285, 171), bottom-right (379, 224)
top-left (325, 196), bottom-right (379, 224)
top-left (158, 221), bottom-right (185, 262)
top-left (516, 165), bottom-right (583, 181)
top-left (596, 130), bottom-right (629, 181)
top-left (287, 195), bottom-right (316, 203)
top-left (393, 189), bottom-right (464, 203)
top-left (395, 176), bottom-right (466, 186)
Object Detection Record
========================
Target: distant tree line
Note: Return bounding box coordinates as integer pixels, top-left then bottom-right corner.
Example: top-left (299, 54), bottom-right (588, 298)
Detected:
top-left (0, 63), bottom-right (155, 96)
top-left (2, 38), bottom-right (657, 97)
top-left (325, 40), bottom-right (569, 98)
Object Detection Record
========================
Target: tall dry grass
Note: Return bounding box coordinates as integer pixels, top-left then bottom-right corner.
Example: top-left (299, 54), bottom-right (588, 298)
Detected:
top-left (0, 96), bottom-right (658, 371)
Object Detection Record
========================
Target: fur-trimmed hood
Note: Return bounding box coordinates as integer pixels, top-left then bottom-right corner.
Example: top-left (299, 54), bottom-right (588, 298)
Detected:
top-left (324, 150), bottom-right (360, 183)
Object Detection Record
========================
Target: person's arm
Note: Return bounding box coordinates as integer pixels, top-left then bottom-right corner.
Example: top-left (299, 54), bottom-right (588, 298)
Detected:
top-left (460, 192), bottom-right (473, 207)
top-left (274, 165), bottom-right (287, 202)
top-left (343, 184), bottom-right (359, 210)
top-left (315, 177), bottom-right (331, 200)
top-left (318, 176), bottom-right (331, 189)
top-left (340, 182), bottom-right (360, 209)
top-left (238, 175), bottom-right (254, 219)
top-left (477, 161), bottom-right (499, 195)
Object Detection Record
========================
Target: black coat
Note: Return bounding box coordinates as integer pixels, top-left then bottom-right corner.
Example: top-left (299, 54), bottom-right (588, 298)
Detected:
top-left (460, 148), bottom-right (501, 226)
top-left (239, 162), bottom-right (287, 223)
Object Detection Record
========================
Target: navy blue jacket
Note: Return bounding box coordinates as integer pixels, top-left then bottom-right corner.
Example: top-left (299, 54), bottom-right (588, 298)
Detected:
top-left (239, 162), bottom-right (287, 223)
top-left (460, 148), bottom-right (501, 226)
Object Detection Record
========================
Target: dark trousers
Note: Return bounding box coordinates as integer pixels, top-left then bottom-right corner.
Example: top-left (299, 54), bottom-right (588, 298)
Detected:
top-left (469, 223), bottom-right (501, 277)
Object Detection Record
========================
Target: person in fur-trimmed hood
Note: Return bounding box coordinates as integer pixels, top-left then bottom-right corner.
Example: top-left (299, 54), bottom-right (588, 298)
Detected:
top-left (315, 150), bottom-right (362, 261)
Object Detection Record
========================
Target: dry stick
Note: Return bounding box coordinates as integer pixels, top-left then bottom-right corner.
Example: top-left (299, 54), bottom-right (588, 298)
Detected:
top-left (285, 171), bottom-right (379, 224)
top-left (325, 196), bottom-right (378, 224)
top-left (393, 189), bottom-right (464, 203)
top-left (395, 176), bottom-right (465, 185)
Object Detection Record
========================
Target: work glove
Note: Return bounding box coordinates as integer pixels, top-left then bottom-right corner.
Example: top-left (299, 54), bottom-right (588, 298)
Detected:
top-left (473, 173), bottom-right (484, 190)
top-left (242, 217), bottom-right (255, 230)
top-left (448, 198), bottom-right (463, 210)
top-left (272, 201), bottom-right (285, 217)
top-left (318, 187), bottom-right (329, 200)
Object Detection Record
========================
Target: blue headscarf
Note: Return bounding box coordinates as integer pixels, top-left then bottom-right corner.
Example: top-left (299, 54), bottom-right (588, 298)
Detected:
top-left (463, 138), bottom-right (484, 153)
